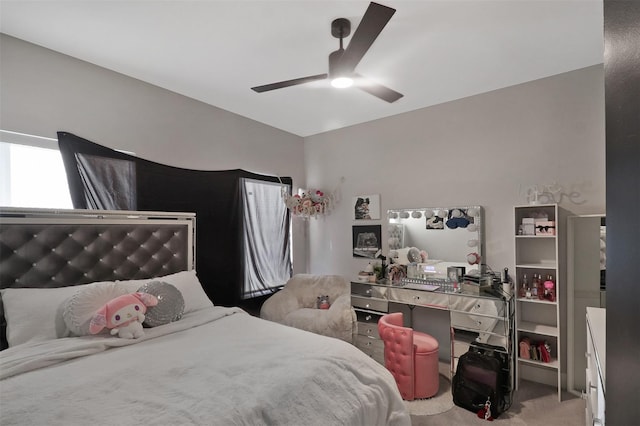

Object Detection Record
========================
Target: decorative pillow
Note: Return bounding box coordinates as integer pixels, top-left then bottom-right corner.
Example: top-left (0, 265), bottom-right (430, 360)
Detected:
top-left (137, 281), bottom-right (185, 327)
top-left (1, 283), bottom-right (111, 347)
top-left (406, 247), bottom-right (422, 263)
top-left (62, 281), bottom-right (129, 336)
top-left (394, 247), bottom-right (411, 265)
top-left (118, 270), bottom-right (213, 314)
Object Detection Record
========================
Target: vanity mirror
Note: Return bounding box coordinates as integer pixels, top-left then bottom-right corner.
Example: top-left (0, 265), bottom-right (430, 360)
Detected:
top-left (387, 206), bottom-right (484, 279)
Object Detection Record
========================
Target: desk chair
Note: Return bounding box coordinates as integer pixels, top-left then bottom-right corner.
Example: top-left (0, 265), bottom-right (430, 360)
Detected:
top-left (378, 312), bottom-right (440, 400)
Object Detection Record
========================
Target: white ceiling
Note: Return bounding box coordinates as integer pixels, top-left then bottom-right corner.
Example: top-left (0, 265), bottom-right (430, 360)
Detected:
top-left (0, 0), bottom-right (604, 137)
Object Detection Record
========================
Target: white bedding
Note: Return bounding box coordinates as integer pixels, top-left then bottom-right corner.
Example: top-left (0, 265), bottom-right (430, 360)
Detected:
top-left (0, 306), bottom-right (410, 426)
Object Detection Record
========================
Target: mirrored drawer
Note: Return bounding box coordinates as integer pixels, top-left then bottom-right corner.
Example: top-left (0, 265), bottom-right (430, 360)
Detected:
top-left (352, 295), bottom-right (388, 312)
top-left (351, 282), bottom-right (386, 298)
top-left (355, 335), bottom-right (385, 365)
top-left (448, 295), bottom-right (504, 317)
top-left (356, 309), bottom-right (383, 324)
top-left (386, 288), bottom-right (449, 309)
top-left (357, 321), bottom-right (381, 339)
top-left (450, 312), bottom-right (504, 334)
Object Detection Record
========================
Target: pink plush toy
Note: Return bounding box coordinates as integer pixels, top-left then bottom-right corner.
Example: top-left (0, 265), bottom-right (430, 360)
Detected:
top-left (89, 292), bottom-right (158, 339)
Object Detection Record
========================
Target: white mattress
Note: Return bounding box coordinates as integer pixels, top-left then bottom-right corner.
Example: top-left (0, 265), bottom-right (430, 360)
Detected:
top-left (0, 306), bottom-right (410, 426)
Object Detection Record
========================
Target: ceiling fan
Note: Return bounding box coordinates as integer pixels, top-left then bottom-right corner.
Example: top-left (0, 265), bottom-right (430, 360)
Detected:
top-left (251, 2), bottom-right (403, 103)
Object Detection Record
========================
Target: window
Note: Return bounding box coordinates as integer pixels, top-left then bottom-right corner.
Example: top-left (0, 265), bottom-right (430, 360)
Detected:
top-left (0, 131), bottom-right (73, 208)
top-left (240, 178), bottom-right (292, 299)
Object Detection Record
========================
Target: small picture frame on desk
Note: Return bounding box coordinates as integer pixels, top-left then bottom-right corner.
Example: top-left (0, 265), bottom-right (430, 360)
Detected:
top-left (447, 266), bottom-right (465, 282)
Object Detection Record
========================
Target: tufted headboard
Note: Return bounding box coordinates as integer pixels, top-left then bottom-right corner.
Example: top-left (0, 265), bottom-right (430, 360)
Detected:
top-left (0, 207), bottom-right (195, 348)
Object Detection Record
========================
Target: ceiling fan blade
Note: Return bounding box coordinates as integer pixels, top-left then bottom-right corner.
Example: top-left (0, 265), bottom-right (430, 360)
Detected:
top-left (340, 2), bottom-right (396, 73)
top-left (354, 74), bottom-right (403, 103)
top-left (251, 74), bottom-right (328, 93)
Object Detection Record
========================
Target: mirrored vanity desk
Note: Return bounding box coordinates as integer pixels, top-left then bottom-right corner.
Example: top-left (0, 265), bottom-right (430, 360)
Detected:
top-left (351, 278), bottom-right (516, 389)
top-left (353, 205), bottom-right (515, 393)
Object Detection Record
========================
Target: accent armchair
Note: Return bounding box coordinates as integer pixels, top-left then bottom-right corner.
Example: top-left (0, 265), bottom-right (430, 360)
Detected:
top-left (260, 274), bottom-right (357, 344)
top-left (378, 312), bottom-right (440, 400)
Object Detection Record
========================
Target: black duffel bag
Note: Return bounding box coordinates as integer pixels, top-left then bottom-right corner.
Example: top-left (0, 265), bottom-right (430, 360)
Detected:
top-left (452, 342), bottom-right (512, 419)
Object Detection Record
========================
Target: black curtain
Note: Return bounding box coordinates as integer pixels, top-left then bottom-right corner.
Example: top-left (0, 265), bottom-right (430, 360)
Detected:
top-left (58, 131), bottom-right (292, 307)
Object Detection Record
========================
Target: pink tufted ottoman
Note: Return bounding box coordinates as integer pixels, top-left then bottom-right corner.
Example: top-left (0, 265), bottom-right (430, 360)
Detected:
top-left (378, 312), bottom-right (440, 400)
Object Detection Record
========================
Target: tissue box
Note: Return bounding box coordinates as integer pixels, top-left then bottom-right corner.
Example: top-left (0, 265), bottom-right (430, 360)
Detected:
top-left (461, 278), bottom-right (491, 296)
top-left (522, 218), bottom-right (535, 236)
top-left (535, 220), bottom-right (556, 235)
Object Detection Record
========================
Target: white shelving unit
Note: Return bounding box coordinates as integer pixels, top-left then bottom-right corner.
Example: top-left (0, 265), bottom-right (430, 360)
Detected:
top-left (514, 203), bottom-right (565, 401)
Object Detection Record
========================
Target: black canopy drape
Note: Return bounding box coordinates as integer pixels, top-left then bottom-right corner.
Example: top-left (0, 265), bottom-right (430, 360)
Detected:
top-left (58, 131), bottom-right (292, 306)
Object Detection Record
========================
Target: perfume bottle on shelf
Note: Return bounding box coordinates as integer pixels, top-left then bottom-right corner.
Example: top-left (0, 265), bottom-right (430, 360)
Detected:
top-left (544, 275), bottom-right (556, 302)
top-left (536, 274), bottom-right (545, 300)
top-left (519, 274), bottom-right (528, 298)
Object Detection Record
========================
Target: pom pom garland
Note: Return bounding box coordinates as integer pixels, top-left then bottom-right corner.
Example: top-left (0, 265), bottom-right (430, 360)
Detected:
top-left (282, 187), bottom-right (337, 219)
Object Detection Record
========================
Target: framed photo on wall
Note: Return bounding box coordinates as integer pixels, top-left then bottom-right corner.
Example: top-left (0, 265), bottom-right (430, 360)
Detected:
top-left (352, 225), bottom-right (382, 258)
top-left (353, 194), bottom-right (381, 220)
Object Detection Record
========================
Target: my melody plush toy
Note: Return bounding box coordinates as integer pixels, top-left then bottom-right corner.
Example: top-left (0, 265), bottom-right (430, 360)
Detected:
top-left (477, 397), bottom-right (494, 421)
top-left (309, 189), bottom-right (325, 203)
top-left (89, 292), bottom-right (158, 339)
top-left (285, 194), bottom-right (302, 213)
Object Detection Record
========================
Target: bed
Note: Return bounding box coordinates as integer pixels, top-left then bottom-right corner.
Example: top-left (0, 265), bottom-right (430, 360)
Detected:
top-left (0, 208), bottom-right (410, 426)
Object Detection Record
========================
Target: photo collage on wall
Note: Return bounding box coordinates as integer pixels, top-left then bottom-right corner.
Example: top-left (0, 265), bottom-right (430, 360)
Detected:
top-left (352, 194), bottom-right (381, 258)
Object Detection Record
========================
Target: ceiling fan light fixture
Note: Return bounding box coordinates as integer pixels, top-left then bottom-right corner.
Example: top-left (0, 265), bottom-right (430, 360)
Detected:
top-left (331, 76), bottom-right (354, 88)
top-left (250, 2), bottom-right (402, 102)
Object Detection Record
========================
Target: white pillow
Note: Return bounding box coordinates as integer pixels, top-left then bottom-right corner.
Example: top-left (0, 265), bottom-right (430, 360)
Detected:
top-left (117, 270), bottom-right (213, 313)
top-left (0, 271), bottom-right (210, 346)
top-left (1, 283), bottom-right (109, 347)
top-left (62, 281), bottom-right (129, 336)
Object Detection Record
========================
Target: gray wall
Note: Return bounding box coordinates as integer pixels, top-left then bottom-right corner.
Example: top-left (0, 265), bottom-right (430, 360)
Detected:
top-left (303, 66), bottom-right (605, 382)
top-left (304, 65), bottom-right (605, 277)
top-left (1, 35), bottom-right (605, 283)
top-left (2, 33), bottom-right (611, 396)
top-left (0, 33), bottom-right (309, 274)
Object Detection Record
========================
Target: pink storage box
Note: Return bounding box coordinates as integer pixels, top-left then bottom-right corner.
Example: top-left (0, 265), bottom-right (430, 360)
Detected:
top-left (535, 220), bottom-right (556, 235)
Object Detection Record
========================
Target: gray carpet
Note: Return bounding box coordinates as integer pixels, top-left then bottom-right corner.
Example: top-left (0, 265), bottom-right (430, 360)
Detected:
top-left (404, 368), bottom-right (454, 416)
top-left (410, 378), bottom-right (585, 426)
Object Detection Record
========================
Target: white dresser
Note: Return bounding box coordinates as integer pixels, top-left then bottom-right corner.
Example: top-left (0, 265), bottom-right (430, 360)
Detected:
top-left (586, 307), bottom-right (606, 426)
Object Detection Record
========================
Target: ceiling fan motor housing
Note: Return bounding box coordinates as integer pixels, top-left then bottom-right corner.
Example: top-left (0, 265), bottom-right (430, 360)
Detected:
top-left (330, 18), bottom-right (351, 78)
top-left (329, 49), bottom-right (348, 78)
top-left (331, 18), bottom-right (351, 39)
